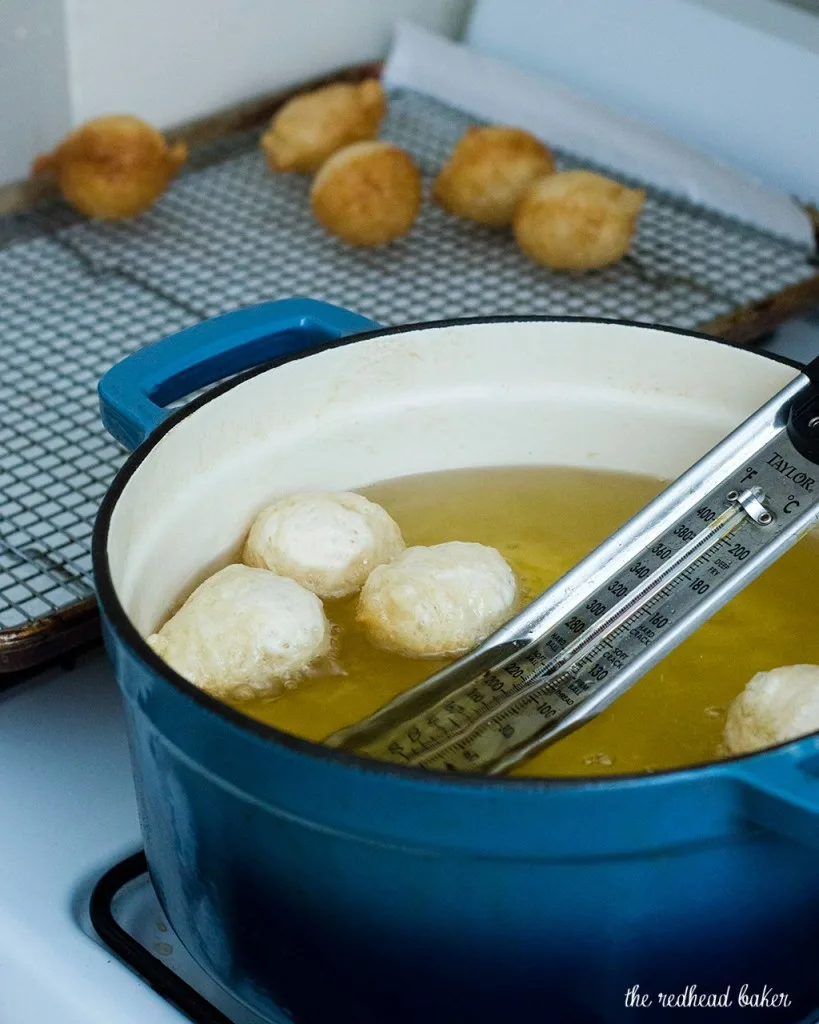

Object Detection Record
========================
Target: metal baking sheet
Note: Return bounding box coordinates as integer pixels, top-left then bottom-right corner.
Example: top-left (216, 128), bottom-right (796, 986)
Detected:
top-left (1, 85), bottom-right (818, 672)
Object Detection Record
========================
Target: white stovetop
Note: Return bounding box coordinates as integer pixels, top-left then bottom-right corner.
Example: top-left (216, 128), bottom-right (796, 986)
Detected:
top-left (0, 653), bottom-right (185, 1024)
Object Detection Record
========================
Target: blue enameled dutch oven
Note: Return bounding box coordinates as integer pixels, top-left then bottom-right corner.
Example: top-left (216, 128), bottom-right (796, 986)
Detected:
top-left (93, 298), bottom-right (819, 1023)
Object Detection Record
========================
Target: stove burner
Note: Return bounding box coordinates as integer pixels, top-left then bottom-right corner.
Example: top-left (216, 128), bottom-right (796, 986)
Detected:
top-left (90, 852), bottom-right (284, 1024)
top-left (90, 853), bottom-right (235, 1024)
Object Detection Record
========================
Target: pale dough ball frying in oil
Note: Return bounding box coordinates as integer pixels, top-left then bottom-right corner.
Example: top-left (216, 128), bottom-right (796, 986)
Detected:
top-left (243, 491), bottom-right (405, 600)
top-left (146, 564), bottom-right (331, 700)
top-left (356, 540), bottom-right (518, 658)
top-left (724, 665), bottom-right (819, 755)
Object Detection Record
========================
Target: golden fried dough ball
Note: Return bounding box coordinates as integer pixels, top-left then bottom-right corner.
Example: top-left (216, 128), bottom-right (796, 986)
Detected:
top-left (243, 491), bottom-right (405, 600)
top-left (513, 170), bottom-right (645, 271)
top-left (357, 542), bottom-right (517, 658)
top-left (260, 79), bottom-right (385, 173)
top-left (310, 141), bottom-right (422, 246)
top-left (432, 125), bottom-right (555, 227)
top-left (31, 115), bottom-right (187, 220)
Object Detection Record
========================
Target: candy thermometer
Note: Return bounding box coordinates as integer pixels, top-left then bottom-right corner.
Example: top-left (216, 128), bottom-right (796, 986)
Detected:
top-left (327, 359), bottom-right (819, 775)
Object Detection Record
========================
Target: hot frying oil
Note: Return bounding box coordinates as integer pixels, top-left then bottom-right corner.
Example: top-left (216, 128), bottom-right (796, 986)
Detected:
top-left (229, 466), bottom-right (819, 777)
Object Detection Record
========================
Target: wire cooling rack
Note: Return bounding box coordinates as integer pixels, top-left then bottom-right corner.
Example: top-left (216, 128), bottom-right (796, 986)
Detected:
top-left (1, 85), bottom-right (818, 671)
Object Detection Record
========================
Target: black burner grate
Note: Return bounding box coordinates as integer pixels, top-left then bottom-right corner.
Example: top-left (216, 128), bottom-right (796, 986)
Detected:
top-left (90, 851), bottom-right (285, 1024)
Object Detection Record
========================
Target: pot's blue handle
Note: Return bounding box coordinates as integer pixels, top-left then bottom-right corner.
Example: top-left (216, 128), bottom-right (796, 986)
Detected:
top-left (99, 298), bottom-right (380, 451)
top-left (732, 744), bottom-right (819, 849)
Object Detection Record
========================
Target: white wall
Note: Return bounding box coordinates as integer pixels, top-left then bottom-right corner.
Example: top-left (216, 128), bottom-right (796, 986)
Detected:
top-left (0, 0), bottom-right (471, 186)
top-left (64, 0), bottom-right (471, 125)
top-left (466, 0), bottom-right (819, 204)
top-left (0, 0), bottom-right (72, 185)
top-left (688, 0), bottom-right (819, 49)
